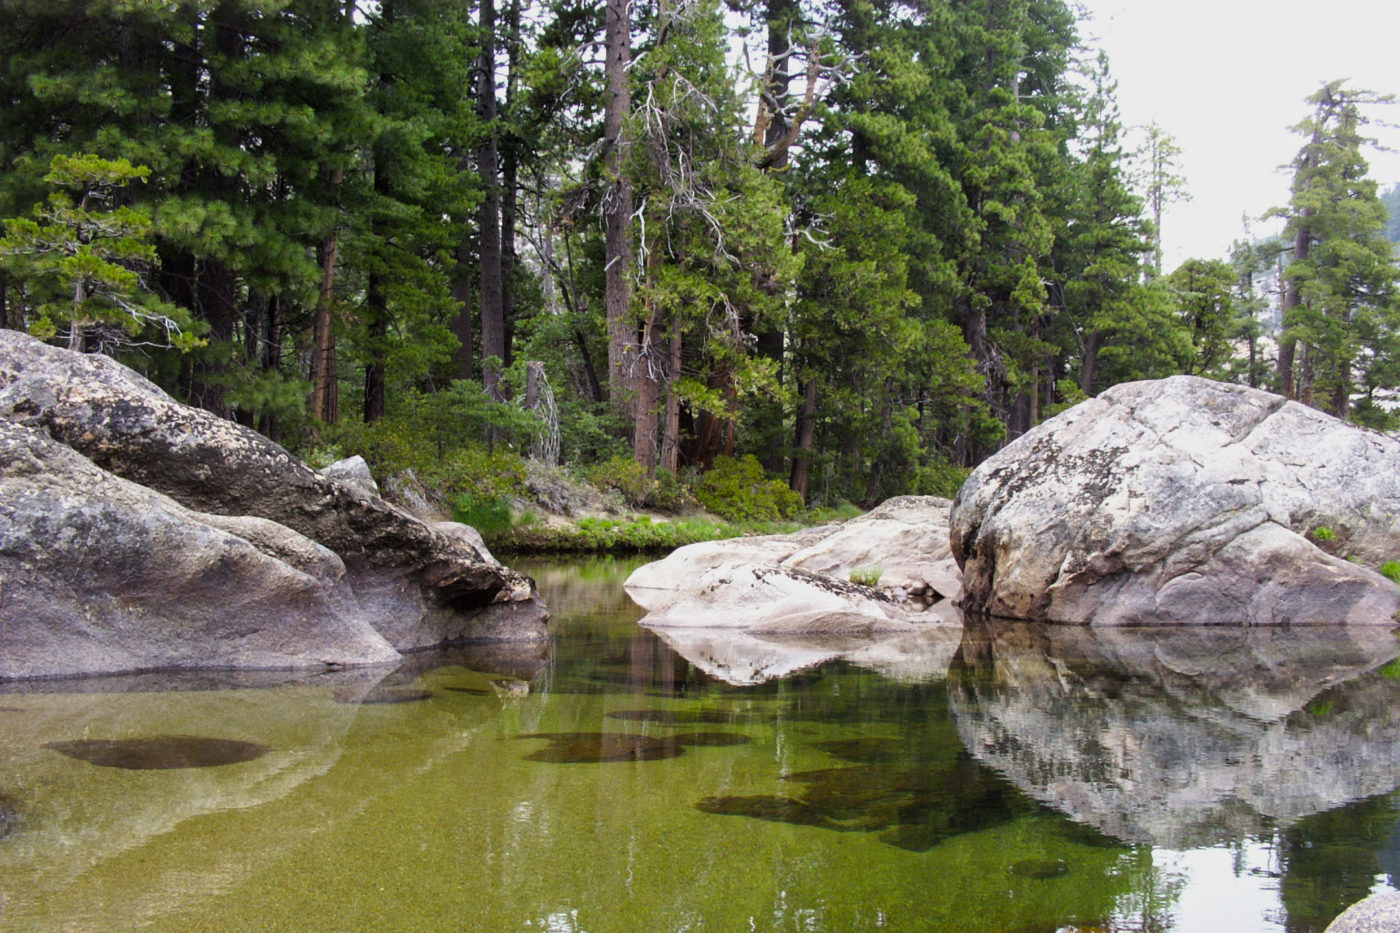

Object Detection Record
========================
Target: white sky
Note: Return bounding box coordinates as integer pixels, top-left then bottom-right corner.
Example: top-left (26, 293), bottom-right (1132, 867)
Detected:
top-left (1076, 0), bottom-right (1400, 270)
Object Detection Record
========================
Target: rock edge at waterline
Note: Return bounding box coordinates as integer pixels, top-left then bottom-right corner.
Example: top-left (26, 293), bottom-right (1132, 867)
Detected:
top-left (624, 495), bottom-right (962, 635)
top-left (0, 330), bottom-right (547, 680)
top-left (950, 375), bottom-right (1400, 625)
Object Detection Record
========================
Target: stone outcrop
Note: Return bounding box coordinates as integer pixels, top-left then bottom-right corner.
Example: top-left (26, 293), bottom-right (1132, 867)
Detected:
top-left (624, 496), bottom-right (961, 634)
top-left (0, 330), bottom-right (546, 680)
top-left (649, 604), bottom-right (964, 685)
top-left (951, 375), bottom-right (1400, 625)
top-left (949, 617), bottom-right (1400, 848)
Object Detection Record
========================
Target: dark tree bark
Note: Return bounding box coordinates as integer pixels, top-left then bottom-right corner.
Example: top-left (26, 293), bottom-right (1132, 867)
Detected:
top-left (477, 0), bottom-right (505, 400)
top-left (789, 375), bottom-right (818, 502)
top-left (603, 0), bottom-right (635, 420)
top-left (309, 234), bottom-right (340, 425)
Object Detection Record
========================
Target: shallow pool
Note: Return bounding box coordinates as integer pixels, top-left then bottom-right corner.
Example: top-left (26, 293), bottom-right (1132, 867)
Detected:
top-left (2, 556), bottom-right (1399, 932)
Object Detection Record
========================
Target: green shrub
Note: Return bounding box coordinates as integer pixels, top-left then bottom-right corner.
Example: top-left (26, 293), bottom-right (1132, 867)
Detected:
top-left (452, 493), bottom-right (514, 538)
top-left (583, 458), bottom-right (698, 513)
top-left (586, 456), bottom-right (653, 506)
top-left (850, 565), bottom-right (884, 587)
top-left (1381, 561), bottom-right (1400, 584)
top-left (1312, 526), bottom-right (1336, 542)
top-left (806, 501), bottom-right (863, 524)
top-left (909, 459), bottom-right (971, 499)
top-left (499, 515), bottom-right (747, 552)
top-left (693, 455), bottom-right (803, 523)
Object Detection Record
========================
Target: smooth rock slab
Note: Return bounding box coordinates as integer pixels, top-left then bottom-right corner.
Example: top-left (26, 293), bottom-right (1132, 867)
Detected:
top-left (625, 496), bottom-right (962, 634)
top-left (950, 376), bottom-right (1400, 625)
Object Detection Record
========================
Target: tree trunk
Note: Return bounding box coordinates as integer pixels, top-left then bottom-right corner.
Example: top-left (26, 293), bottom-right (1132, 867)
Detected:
top-left (789, 376), bottom-right (818, 501)
top-left (477, 0), bottom-right (505, 400)
top-left (603, 0), bottom-right (635, 420)
top-left (632, 245), bottom-right (663, 469)
top-left (1079, 331), bottom-right (1101, 396)
top-left (501, 0), bottom-right (522, 374)
top-left (309, 236), bottom-right (340, 425)
top-left (1280, 115), bottom-right (1323, 398)
top-left (660, 317), bottom-right (683, 473)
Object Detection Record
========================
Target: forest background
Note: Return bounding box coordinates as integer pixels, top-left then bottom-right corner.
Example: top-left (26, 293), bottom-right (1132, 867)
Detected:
top-left (2, 0), bottom-right (1399, 542)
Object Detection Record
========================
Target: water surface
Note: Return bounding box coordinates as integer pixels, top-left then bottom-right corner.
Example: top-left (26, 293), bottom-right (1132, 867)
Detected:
top-left (2, 557), bottom-right (1399, 932)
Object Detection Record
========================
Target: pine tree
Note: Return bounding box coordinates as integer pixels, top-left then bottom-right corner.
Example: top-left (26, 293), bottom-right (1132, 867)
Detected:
top-left (1274, 81), bottom-right (1400, 417)
top-left (0, 154), bottom-right (202, 352)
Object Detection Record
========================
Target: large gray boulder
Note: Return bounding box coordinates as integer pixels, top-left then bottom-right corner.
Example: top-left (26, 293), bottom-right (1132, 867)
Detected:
top-left (0, 422), bottom-right (401, 678)
top-left (0, 330), bottom-right (546, 678)
top-left (951, 376), bottom-right (1400, 625)
top-left (624, 496), bottom-right (960, 633)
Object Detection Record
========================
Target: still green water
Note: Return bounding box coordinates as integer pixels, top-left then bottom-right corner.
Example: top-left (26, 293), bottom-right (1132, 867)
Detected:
top-left (4, 557), bottom-right (1400, 932)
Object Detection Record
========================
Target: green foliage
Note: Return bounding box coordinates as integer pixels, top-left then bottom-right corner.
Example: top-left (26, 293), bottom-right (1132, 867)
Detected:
top-left (499, 514), bottom-right (767, 553)
top-left (1311, 526), bottom-right (1336, 542)
top-left (1380, 561), bottom-right (1400, 584)
top-left (452, 494), bottom-right (515, 538)
top-left (583, 458), bottom-right (698, 513)
top-left (693, 455), bottom-right (803, 523)
top-left (1383, 183), bottom-right (1400, 244)
top-left (1166, 258), bottom-right (1244, 377)
top-left (1275, 81), bottom-right (1400, 416)
top-left (907, 460), bottom-right (972, 499)
top-left (1352, 398), bottom-right (1400, 431)
top-left (0, 155), bottom-right (202, 350)
top-left (849, 566), bottom-right (884, 587)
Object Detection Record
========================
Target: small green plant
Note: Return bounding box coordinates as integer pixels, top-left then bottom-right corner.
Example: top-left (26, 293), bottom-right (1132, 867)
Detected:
top-left (1306, 699), bottom-right (1334, 718)
top-left (1379, 657), bottom-right (1400, 681)
top-left (452, 493), bottom-right (514, 538)
top-left (849, 565), bottom-right (884, 587)
top-left (1311, 526), bottom-right (1336, 542)
top-left (1381, 561), bottom-right (1400, 584)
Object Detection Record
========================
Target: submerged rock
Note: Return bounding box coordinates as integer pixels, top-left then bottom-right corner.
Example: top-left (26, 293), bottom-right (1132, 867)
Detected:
top-left (624, 496), bottom-right (962, 636)
top-left (44, 735), bottom-right (270, 770)
top-left (951, 376), bottom-right (1400, 625)
top-left (517, 730), bottom-right (749, 763)
top-left (0, 331), bottom-right (547, 680)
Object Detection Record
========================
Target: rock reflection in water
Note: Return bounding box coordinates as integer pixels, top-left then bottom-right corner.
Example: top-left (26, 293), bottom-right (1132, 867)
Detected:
top-left (333, 686), bottom-right (434, 705)
top-left (648, 620), bottom-right (963, 686)
top-left (948, 616), bottom-right (1400, 848)
top-left (699, 735), bottom-right (1031, 851)
top-left (44, 735), bottom-right (270, 769)
top-left (519, 731), bottom-right (750, 763)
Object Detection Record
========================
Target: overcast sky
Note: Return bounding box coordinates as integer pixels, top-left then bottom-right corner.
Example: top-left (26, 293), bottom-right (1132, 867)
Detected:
top-left (1075, 0), bottom-right (1400, 270)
